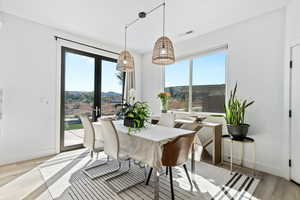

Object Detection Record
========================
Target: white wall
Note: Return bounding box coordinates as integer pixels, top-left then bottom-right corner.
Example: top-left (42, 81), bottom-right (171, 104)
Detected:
top-left (286, 0), bottom-right (300, 45)
top-left (142, 9), bottom-right (286, 177)
top-left (0, 12), bottom-right (142, 165)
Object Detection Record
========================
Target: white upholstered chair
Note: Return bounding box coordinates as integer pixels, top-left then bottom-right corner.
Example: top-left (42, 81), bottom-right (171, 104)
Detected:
top-left (99, 119), bottom-right (146, 192)
top-left (98, 119), bottom-right (131, 177)
top-left (80, 114), bottom-right (108, 179)
top-left (80, 114), bottom-right (104, 157)
top-left (100, 119), bottom-right (130, 165)
top-left (158, 112), bottom-right (176, 127)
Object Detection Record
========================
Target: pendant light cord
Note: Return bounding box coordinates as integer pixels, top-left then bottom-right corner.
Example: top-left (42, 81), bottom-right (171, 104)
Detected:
top-left (162, 0), bottom-right (166, 49)
top-left (122, 1), bottom-right (166, 52)
top-left (163, 1), bottom-right (165, 37)
top-left (125, 26), bottom-right (127, 52)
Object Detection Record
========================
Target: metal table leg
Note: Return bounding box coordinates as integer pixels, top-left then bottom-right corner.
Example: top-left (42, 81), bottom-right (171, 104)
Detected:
top-left (221, 138), bottom-right (224, 165)
top-left (253, 142), bottom-right (256, 176)
top-left (191, 143), bottom-right (195, 176)
top-left (153, 168), bottom-right (160, 200)
top-left (241, 143), bottom-right (244, 167)
top-left (230, 140), bottom-right (233, 174)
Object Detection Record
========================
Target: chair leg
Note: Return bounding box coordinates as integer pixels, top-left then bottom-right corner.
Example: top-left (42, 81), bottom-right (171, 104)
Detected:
top-left (144, 167), bottom-right (148, 178)
top-left (96, 152), bottom-right (99, 160)
top-left (90, 150), bottom-right (94, 158)
top-left (82, 151), bottom-right (109, 179)
top-left (105, 160), bottom-right (145, 193)
top-left (104, 161), bottom-right (130, 181)
top-left (146, 168), bottom-right (153, 185)
top-left (166, 166), bottom-right (168, 176)
top-left (169, 167), bottom-right (175, 200)
top-left (183, 164), bottom-right (193, 189)
top-left (128, 159), bottom-right (131, 169)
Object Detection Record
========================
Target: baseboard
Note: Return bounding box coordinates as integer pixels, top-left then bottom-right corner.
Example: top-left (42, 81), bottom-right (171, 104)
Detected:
top-left (222, 153), bottom-right (283, 177)
top-left (0, 148), bottom-right (57, 167)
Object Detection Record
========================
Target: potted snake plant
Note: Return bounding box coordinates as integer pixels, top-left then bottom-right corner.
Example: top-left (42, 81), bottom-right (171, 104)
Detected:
top-left (225, 83), bottom-right (254, 140)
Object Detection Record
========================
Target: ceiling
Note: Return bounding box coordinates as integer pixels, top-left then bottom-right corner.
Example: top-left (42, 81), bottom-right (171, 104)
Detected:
top-left (0, 0), bottom-right (288, 53)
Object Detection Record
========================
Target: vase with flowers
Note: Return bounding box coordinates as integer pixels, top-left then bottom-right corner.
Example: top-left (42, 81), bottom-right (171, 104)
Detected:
top-left (157, 92), bottom-right (170, 113)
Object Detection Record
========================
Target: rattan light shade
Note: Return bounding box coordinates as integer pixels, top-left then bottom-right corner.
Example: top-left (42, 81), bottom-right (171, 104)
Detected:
top-left (116, 50), bottom-right (134, 72)
top-left (152, 36), bottom-right (175, 65)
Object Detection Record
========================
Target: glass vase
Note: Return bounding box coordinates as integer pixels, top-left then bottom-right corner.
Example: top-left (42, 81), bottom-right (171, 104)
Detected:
top-left (161, 99), bottom-right (168, 113)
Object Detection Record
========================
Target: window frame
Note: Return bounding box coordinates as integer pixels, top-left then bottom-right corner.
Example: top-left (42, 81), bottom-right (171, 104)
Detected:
top-left (163, 47), bottom-right (228, 114)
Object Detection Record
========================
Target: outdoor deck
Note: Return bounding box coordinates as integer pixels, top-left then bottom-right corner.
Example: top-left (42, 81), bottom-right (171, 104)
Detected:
top-left (65, 129), bottom-right (84, 146)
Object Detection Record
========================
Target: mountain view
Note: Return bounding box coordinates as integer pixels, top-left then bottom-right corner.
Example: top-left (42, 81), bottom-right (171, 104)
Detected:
top-left (65, 91), bottom-right (122, 117)
top-left (165, 84), bottom-right (225, 113)
top-left (65, 84), bottom-right (225, 119)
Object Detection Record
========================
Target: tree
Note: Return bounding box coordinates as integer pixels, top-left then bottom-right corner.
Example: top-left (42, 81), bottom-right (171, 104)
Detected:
top-left (115, 71), bottom-right (124, 85)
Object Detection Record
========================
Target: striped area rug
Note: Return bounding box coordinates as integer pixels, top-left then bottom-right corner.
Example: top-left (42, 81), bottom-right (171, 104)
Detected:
top-left (210, 172), bottom-right (259, 200)
top-left (39, 151), bottom-right (260, 200)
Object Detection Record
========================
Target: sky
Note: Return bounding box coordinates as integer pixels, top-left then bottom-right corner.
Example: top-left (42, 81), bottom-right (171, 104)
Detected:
top-left (65, 51), bottom-right (226, 92)
top-left (65, 52), bottom-right (122, 92)
top-left (165, 51), bottom-right (227, 87)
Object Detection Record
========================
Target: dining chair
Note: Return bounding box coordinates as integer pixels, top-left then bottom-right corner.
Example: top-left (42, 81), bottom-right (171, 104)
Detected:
top-left (98, 119), bottom-right (131, 177)
top-left (99, 119), bottom-right (147, 192)
top-left (158, 112), bottom-right (176, 127)
top-left (79, 114), bottom-right (109, 179)
top-left (146, 133), bottom-right (196, 200)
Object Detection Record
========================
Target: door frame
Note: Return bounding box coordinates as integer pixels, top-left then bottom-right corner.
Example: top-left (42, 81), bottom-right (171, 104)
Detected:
top-left (60, 46), bottom-right (121, 152)
top-left (289, 43), bottom-right (300, 183)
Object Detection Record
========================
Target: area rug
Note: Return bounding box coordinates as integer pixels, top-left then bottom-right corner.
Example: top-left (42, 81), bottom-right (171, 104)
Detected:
top-left (38, 150), bottom-right (260, 200)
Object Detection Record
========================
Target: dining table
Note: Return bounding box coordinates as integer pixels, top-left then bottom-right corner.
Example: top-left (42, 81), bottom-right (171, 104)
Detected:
top-left (93, 120), bottom-right (196, 200)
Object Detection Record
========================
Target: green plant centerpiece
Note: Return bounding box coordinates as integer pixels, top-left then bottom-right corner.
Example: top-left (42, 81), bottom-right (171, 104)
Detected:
top-left (157, 92), bottom-right (170, 113)
top-left (225, 83), bottom-right (254, 140)
top-left (123, 102), bottom-right (151, 129)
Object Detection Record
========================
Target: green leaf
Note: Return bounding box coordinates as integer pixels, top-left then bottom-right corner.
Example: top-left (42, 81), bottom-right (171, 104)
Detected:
top-left (245, 101), bottom-right (255, 108)
top-left (224, 83), bottom-right (254, 125)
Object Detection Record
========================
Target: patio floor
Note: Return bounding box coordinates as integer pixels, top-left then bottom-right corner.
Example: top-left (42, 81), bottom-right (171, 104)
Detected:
top-left (64, 129), bottom-right (84, 147)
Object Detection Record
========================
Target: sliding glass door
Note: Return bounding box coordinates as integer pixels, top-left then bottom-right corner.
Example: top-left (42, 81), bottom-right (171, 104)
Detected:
top-left (101, 60), bottom-right (124, 116)
top-left (60, 47), bottom-right (123, 152)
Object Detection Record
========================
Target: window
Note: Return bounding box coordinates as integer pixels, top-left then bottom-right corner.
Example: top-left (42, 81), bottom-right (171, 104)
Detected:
top-left (164, 49), bottom-right (227, 113)
top-left (165, 60), bottom-right (189, 112)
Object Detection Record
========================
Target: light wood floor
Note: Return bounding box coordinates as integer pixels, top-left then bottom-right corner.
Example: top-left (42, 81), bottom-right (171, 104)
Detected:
top-left (203, 151), bottom-right (300, 200)
top-left (224, 164), bottom-right (300, 200)
top-left (0, 150), bottom-right (299, 200)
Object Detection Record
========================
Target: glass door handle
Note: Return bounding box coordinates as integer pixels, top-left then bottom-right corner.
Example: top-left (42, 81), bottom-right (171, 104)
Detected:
top-left (94, 106), bottom-right (100, 116)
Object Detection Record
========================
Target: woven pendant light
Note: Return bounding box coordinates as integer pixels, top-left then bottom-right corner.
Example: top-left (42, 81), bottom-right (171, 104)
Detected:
top-left (152, 36), bottom-right (175, 65)
top-left (152, 1), bottom-right (175, 65)
top-left (117, 26), bottom-right (135, 72)
top-left (116, 50), bottom-right (134, 72)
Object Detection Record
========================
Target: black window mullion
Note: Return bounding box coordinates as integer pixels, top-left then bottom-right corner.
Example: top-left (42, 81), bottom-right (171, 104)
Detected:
top-left (94, 56), bottom-right (102, 121)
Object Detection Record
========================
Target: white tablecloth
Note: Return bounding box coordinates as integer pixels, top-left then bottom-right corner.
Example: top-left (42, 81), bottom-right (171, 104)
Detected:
top-left (93, 121), bottom-right (195, 168)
